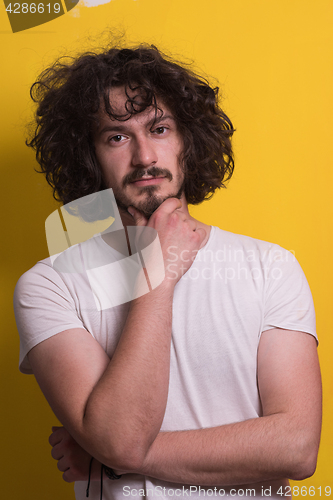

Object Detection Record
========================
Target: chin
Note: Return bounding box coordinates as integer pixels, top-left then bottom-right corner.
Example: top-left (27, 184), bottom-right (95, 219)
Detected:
top-left (115, 183), bottom-right (184, 220)
top-left (137, 185), bottom-right (184, 219)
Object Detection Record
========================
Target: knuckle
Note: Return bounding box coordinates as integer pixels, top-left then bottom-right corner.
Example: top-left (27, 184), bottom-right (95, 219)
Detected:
top-left (163, 197), bottom-right (175, 207)
top-left (158, 197), bottom-right (181, 214)
top-left (151, 212), bottom-right (162, 226)
top-left (193, 231), bottom-right (202, 244)
top-left (63, 471), bottom-right (72, 483)
top-left (154, 208), bottom-right (163, 219)
top-left (65, 435), bottom-right (73, 446)
top-left (169, 212), bottom-right (179, 225)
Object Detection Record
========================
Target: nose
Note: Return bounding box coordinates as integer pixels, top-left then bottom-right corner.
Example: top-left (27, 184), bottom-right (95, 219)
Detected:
top-left (131, 135), bottom-right (158, 168)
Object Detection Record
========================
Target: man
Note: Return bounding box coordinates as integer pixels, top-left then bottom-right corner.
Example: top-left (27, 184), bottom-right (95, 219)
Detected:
top-left (14, 44), bottom-right (321, 499)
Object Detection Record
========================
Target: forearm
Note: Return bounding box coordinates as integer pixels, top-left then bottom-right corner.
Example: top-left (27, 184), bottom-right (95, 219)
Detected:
top-left (50, 411), bottom-right (319, 485)
top-left (136, 414), bottom-right (318, 485)
top-left (134, 330), bottom-right (321, 486)
top-left (81, 280), bottom-right (175, 468)
top-left (50, 330), bottom-right (321, 485)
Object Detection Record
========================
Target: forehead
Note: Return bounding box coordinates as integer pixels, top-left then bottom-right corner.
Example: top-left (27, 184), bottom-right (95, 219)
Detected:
top-left (108, 86), bottom-right (136, 115)
top-left (99, 86), bottom-right (174, 124)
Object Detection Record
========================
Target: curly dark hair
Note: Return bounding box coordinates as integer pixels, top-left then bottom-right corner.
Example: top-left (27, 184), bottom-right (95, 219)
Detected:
top-left (27, 44), bottom-right (235, 206)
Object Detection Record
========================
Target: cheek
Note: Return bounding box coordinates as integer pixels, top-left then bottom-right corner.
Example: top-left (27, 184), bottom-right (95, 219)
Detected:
top-left (102, 170), bottom-right (121, 188)
top-left (95, 150), bottom-right (121, 184)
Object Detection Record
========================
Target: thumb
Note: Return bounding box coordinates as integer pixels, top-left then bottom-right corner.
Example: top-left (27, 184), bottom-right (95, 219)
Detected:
top-left (128, 206), bottom-right (148, 226)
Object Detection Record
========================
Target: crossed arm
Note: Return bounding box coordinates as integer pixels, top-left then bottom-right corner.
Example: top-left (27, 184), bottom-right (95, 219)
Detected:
top-left (27, 200), bottom-right (322, 485)
top-left (46, 328), bottom-right (321, 485)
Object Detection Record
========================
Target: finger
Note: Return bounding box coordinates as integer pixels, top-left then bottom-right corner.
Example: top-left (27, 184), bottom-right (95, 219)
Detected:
top-left (57, 456), bottom-right (70, 473)
top-left (154, 197), bottom-right (182, 216)
top-left (51, 443), bottom-right (64, 460)
top-left (62, 469), bottom-right (75, 483)
top-left (127, 206), bottom-right (148, 226)
top-left (52, 426), bottom-right (63, 432)
top-left (49, 426), bottom-right (68, 446)
top-left (194, 227), bottom-right (206, 244)
top-left (184, 219), bottom-right (197, 231)
top-left (49, 430), bottom-right (63, 447)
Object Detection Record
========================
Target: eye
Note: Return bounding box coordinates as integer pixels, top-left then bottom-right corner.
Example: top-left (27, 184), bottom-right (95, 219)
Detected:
top-left (109, 134), bottom-right (126, 143)
top-left (153, 126), bottom-right (168, 135)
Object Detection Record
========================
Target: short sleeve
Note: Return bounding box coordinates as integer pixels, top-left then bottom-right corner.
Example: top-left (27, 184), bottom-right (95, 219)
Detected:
top-left (14, 260), bottom-right (86, 374)
top-left (261, 249), bottom-right (317, 343)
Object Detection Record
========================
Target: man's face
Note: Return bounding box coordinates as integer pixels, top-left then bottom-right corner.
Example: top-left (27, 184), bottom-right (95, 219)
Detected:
top-left (94, 87), bottom-right (185, 219)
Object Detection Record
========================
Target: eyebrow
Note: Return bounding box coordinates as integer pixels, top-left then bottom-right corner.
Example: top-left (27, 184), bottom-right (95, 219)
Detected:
top-left (98, 114), bottom-right (176, 137)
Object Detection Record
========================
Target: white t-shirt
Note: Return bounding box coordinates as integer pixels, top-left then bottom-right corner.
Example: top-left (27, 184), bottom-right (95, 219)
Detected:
top-left (14, 226), bottom-right (317, 499)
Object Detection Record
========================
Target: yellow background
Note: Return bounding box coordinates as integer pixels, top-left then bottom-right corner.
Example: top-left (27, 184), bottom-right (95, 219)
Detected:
top-left (1, 0), bottom-right (332, 497)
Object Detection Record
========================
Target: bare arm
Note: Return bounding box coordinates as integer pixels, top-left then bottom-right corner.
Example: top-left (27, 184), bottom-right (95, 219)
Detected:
top-left (132, 329), bottom-right (322, 485)
top-left (28, 198), bottom-right (206, 471)
top-left (50, 329), bottom-right (321, 485)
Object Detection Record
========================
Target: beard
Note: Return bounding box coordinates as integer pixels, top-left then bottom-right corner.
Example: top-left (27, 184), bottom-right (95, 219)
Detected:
top-left (113, 166), bottom-right (185, 219)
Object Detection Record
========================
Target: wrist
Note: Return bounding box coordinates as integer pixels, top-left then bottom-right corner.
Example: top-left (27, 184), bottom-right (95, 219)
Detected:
top-left (131, 275), bottom-right (175, 308)
top-left (90, 457), bottom-right (103, 481)
top-left (134, 445), bottom-right (153, 477)
top-left (103, 465), bottom-right (123, 480)
top-left (89, 459), bottom-right (128, 481)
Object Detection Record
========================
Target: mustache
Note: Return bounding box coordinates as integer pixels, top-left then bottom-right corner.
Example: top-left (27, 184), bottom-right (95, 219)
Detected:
top-left (122, 166), bottom-right (173, 187)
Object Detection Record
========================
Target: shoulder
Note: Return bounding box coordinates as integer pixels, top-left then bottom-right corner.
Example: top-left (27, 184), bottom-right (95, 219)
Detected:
top-left (211, 226), bottom-right (290, 252)
top-left (208, 227), bottom-right (317, 341)
top-left (15, 257), bottom-right (62, 297)
top-left (208, 227), bottom-right (313, 310)
top-left (208, 226), bottom-right (296, 266)
top-left (13, 253), bottom-right (83, 337)
top-left (14, 237), bottom-right (93, 300)
top-left (14, 256), bottom-right (88, 375)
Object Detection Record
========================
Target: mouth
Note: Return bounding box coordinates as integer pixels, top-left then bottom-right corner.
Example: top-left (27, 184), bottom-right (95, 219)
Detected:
top-left (130, 176), bottom-right (166, 187)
